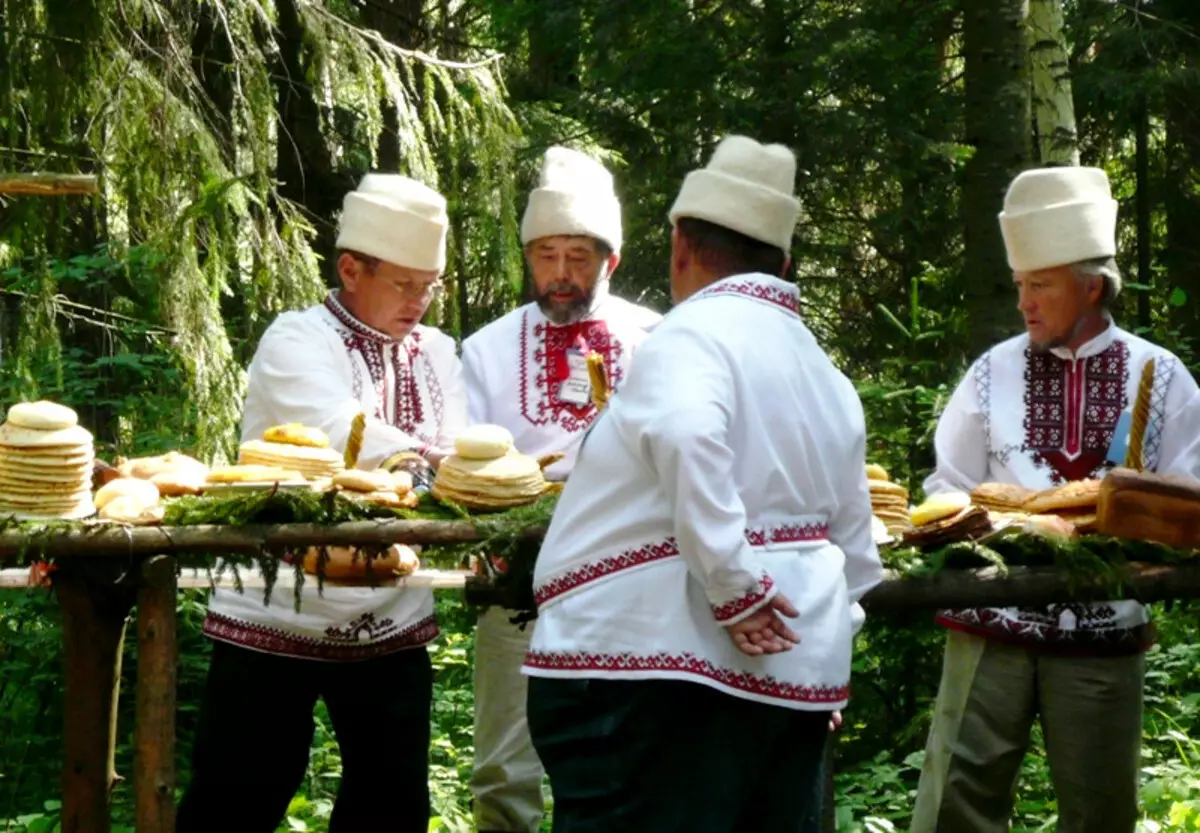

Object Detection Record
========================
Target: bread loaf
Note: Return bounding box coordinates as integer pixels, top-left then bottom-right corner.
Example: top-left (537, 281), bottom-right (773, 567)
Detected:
top-left (1096, 467), bottom-right (1200, 549)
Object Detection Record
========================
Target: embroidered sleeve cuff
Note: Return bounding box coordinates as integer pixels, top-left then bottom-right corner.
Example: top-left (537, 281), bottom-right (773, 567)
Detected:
top-left (711, 572), bottom-right (777, 625)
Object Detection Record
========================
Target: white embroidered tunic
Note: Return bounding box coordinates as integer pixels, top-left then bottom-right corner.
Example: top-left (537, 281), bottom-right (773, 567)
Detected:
top-left (522, 274), bottom-right (884, 710)
top-left (461, 282), bottom-right (662, 481)
top-left (926, 321), bottom-right (1200, 654)
top-left (203, 293), bottom-right (468, 661)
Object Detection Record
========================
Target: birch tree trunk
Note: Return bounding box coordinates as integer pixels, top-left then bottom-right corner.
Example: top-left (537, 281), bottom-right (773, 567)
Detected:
top-left (1028, 0), bottom-right (1080, 166)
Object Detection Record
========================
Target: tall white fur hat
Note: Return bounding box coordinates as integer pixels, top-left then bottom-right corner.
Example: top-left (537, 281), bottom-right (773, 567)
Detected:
top-left (520, 147), bottom-right (623, 253)
top-left (336, 173), bottom-right (449, 272)
top-left (668, 135), bottom-right (801, 252)
top-left (999, 167), bottom-right (1119, 280)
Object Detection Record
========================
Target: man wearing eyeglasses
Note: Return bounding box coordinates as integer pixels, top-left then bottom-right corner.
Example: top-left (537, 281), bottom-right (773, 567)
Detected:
top-left (176, 174), bottom-right (467, 833)
top-left (462, 146), bottom-right (662, 833)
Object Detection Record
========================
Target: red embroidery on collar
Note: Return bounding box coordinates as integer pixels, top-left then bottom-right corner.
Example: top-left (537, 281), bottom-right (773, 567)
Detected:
top-left (321, 295), bottom-right (441, 446)
top-left (691, 278), bottom-right (801, 315)
top-left (1023, 341), bottom-right (1128, 484)
top-left (519, 310), bottom-right (625, 433)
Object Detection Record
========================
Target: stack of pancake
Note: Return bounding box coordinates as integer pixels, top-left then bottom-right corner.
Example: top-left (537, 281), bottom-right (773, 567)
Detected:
top-left (866, 464), bottom-right (912, 537)
top-left (969, 482), bottom-right (1035, 517)
top-left (0, 401), bottom-right (96, 520)
top-left (903, 491), bottom-right (991, 548)
top-left (233, 424), bottom-right (344, 481)
top-left (432, 425), bottom-right (553, 511)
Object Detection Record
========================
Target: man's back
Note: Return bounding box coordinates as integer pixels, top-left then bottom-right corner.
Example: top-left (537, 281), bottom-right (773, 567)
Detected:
top-left (527, 274), bottom-right (880, 710)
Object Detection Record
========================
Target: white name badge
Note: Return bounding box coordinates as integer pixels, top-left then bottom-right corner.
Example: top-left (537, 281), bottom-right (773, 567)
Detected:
top-left (557, 349), bottom-right (593, 406)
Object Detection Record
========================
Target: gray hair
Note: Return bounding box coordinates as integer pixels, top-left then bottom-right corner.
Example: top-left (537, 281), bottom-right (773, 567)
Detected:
top-left (1070, 257), bottom-right (1121, 308)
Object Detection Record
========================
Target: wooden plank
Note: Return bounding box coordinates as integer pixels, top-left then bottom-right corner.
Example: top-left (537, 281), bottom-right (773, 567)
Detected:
top-left (0, 518), bottom-right (542, 558)
top-left (56, 563), bottom-right (137, 833)
top-left (134, 556), bottom-right (177, 833)
top-left (0, 566), bottom-right (473, 589)
top-left (0, 173), bottom-right (98, 195)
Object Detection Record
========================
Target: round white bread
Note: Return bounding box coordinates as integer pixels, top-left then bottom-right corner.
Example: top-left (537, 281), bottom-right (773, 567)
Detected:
top-left (99, 495), bottom-right (166, 525)
top-left (6, 401), bottom-right (79, 431)
top-left (454, 424), bottom-right (514, 460)
top-left (118, 451), bottom-right (207, 480)
top-left (0, 422), bottom-right (93, 449)
top-left (332, 469), bottom-right (396, 493)
top-left (94, 477), bottom-right (160, 510)
top-left (150, 468), bottom-right (206, 496)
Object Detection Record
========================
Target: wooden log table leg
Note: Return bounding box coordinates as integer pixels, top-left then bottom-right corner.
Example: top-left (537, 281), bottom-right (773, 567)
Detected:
top-left (56, 561), bottom-right (138, 833)
top-left (134, 555), bottom-right (178, 833)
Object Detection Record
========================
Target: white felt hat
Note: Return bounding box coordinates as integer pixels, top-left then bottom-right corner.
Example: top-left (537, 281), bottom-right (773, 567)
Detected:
top-left (999, 167), bottom-right (1118, 275)
top-left (335, 173), bottom-right (449, 272)
top-left (520, 147), bottom-right (623, 253)
top-left (668, 135), bottom-right (801, 252)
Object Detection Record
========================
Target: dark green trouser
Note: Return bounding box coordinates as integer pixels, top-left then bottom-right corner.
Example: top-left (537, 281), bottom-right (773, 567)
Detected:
top-left (528, 676), bottom-right (830, 833)
top-left (912, 630), bottom-right (1144, 833)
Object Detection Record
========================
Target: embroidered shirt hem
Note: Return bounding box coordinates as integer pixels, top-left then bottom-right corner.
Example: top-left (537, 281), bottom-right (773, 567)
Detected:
top-left (522, 649), bottom-right (849, 710)
top-left (203, 611), bottom-right (439, 662)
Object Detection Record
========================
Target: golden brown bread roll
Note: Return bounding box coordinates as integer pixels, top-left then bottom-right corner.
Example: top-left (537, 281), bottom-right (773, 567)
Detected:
top-left (301, 545), bottom-right (419, 583)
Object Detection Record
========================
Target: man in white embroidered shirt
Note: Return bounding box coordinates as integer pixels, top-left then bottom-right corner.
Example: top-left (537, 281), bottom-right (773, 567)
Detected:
top-left (521, 135), bottom-right (884, 832)
top-left (911, 167), bottom-right (1200, 832)
top-left (176, 174), bottom-right (467, 833)
top-left (463, 147), bottom-right (661, 833)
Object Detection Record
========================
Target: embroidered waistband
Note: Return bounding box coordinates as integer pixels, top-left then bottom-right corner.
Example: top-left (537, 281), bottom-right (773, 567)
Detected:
top-left (534, 516), bottom-right (829, 608)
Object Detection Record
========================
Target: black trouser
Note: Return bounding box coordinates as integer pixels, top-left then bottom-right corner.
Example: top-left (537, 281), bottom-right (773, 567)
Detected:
top-left (528, 676), bottom-right (830, 833)
top-left (176, 640), bottom-right (433, 833)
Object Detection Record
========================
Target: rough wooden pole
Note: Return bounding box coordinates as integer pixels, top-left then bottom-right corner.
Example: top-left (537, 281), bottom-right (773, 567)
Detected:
top-left (134, 556), bottom-right (178, 833)
top-left (0, 173), bottom-right (98, 195)
top-left (56, 563), bottom-right (137, 833)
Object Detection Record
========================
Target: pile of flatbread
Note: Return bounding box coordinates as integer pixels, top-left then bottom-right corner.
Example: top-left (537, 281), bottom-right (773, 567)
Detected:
top-left (903, 491), bottom-right (991, 548)
top-left (325, 467), bottom-right (420, 509)
top-left (117, 450), bottom-right (210, 496)
top-left (0, 401), bottom-right (96, 520)
top-left (432, 425), bottom-right (555, 511)
top-left (866, 464), bottom-right (912, 537)
top-left (969, 479), bottom-right (1099, 535)
top-left (205, 424), bottom-right (344, 486)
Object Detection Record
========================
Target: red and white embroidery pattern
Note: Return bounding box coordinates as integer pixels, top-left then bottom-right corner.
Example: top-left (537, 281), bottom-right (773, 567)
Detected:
top-left (534, 538), bottom-right (680, 606)
top-left (712, 573), bottom-right (775, 623)
top-left (935, 607), bottom-right (1151, 655)
top-left (690, 278), bottom-right (801, 316)
top-left (1023, 341), bottom-right (1128, 483)
top-left (323, 294), bottom-right (442, 446)
top-left (533, 519), bottom-right (830, 607)
top-left (519, 311), bottom-right (625, 433)
top-left (744, 521), bottom-right (830, 546)
top-left (524, 650), bottom-right (849, 704)
top-left (204, 611), bottom-right (439, 661)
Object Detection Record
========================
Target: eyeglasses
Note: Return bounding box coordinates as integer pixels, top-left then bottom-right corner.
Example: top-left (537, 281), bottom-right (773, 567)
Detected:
top-left (384, 278), bottom-right (444, 301)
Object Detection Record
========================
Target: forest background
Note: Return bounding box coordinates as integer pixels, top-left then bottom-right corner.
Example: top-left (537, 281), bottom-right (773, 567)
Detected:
top-left (2, 0), bottom-right (1200, 830)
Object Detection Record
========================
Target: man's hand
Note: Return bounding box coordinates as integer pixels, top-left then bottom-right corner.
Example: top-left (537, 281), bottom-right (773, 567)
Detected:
top-left (724, 593), bottom-right (800, 656)
top-left (829, 710), bottom-right (842, 733)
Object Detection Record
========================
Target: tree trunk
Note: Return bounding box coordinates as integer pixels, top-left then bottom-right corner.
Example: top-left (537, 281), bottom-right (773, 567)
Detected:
top-left (962, 0), bottom-right (1032, 358)
top-left (1028, 0), bottom-right (1079, 166)
top-left (1135, 87), bottom-right (1152, 330)
top-left (274, 0), bottom-right (356, 278)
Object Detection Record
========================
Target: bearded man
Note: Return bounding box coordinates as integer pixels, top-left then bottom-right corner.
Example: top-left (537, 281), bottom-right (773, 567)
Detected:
top-left (176, 173), bottom-right (467, 833)
top-left (461, 146), bottom-right (661, 833)
top-left (911, 166), bottom-right (1200, 833)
